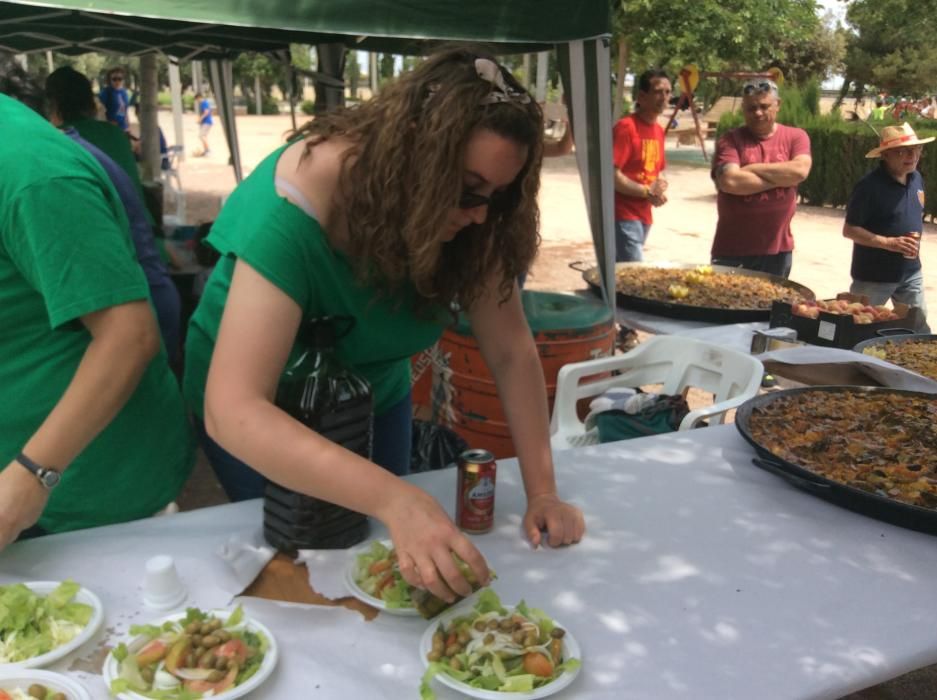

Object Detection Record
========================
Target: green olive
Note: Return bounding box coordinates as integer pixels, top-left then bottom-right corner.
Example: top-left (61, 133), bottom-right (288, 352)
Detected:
top-left (52, 694), bottom-right (67, 700)
top-left (141, 666), bottom-right (155, 684)
top-left (190, 634), bottom-right (203, 646)
top-left (185, 622), bottom-right (201, 634)
top-left (28, 685), bottom-right (48, 699)
top-left (215, 655), bottom-right (229, 671)
top-left (199, 622), bottom-right (213, 635)
top-left (426, 649), bottom-right (441, 662)
top-left (550, 627), bottom-right (566, 639)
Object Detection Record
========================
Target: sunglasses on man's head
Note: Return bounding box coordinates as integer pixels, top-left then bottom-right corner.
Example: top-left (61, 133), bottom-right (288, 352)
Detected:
top-left (742, 81), bottom-right (775, 96)
top-left (458, 189), bottom-right (508, 211)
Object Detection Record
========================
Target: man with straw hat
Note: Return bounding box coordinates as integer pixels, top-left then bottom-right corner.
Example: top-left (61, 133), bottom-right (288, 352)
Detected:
top-left (843, 122), bottom-right (932, 331)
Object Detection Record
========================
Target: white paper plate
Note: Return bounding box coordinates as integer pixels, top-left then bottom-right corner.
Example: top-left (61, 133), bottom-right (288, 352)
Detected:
top-left (418, 601), bottom-right (582, 700)
top-left (0, 668), bottom-right (92, 700)
top-left (1, 581), bottom-right (104, 670)
top-left (344, 539), bottom-right (419, 616)
top-left (102, 608), bottom-right (278, 700)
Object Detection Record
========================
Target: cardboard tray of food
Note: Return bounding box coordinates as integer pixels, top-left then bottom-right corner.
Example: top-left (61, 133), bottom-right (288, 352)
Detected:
top-left (770, 292), bottom-right (923, 348)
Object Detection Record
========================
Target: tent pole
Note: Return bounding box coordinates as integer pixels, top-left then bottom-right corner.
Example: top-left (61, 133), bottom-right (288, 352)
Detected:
top-left (209, 58), bottom-right (243, 183)
top-left (168, 60), bottom-right (185, 162)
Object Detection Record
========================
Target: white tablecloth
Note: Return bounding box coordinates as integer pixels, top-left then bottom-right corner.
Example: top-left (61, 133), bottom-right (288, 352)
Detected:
top-left (616, 308), bottom-right (767, 353)
top-left (3, 426), bottom-right (937, 699)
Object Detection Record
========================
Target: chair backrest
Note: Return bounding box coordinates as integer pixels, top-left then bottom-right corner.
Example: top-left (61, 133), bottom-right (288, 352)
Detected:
top-left (550, 335), bottom-right (764, 448)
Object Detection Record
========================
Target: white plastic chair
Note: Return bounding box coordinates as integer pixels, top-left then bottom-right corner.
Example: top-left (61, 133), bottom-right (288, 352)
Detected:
top-left (550, 335), bottom-right (764, 451)
top-left (161, 145), bottom-right (186, 225)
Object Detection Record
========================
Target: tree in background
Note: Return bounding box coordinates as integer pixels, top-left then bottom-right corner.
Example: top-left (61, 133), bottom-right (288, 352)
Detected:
top-left (839, 0), bottom-right (937, 100)
top-left (611, 0), bottom-right (838, 114)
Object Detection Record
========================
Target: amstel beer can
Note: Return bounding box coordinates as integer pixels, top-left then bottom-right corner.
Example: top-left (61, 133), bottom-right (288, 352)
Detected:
top-left (456, 449), bottom-right (496, 533)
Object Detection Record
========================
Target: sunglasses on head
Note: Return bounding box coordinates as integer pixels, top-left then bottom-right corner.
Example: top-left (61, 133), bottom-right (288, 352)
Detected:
top-left (742, 81), bottom-right (775, 96)
top-left (458, 189), bottom-right (509, 211)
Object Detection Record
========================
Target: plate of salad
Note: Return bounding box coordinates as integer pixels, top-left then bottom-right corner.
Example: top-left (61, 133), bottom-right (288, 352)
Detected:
top-left (102, 605), bottom-right (277, 700)
top-left (344, 540), bottom-right (419, 615)
top-left (0, 581), bottom-right (102, 669)
top-left (418, 590), bottom-right (582, 700)
top-left (0, 668), bottom-right (92, 700)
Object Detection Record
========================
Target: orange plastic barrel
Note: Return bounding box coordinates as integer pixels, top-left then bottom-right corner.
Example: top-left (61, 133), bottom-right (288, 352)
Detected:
top-left (436, 290), bottom-right (614, 459)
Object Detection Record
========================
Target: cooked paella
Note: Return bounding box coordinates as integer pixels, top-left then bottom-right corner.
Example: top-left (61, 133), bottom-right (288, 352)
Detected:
top-left (861, 340), bottom-right (937, 382)
top-left (615, 265), bottom-right (802, 309)
top-left (748, 390), bottom-right (937, 509)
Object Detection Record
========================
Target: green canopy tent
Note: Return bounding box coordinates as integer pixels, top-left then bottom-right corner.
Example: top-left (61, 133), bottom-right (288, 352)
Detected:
top-left (0, 0), bottom-right (615, 306)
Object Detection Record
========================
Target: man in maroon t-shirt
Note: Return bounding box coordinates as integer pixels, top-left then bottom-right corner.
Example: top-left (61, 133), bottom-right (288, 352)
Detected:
top-left (613, 69), bottom-right (671, 262)
top-left (711, 79), bottom-right (812, 278)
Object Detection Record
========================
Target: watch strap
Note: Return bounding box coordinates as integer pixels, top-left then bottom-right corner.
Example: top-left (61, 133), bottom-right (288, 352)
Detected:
top-left (15, 452), bottom-right (60, 489)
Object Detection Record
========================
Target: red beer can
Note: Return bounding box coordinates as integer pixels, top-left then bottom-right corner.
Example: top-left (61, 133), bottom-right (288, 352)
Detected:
top-left (456, 449), bottom-right (497, 533)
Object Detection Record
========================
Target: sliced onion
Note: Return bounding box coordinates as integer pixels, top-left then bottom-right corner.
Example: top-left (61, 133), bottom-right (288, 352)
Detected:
top-left (172, 667), bottom-right (217, 681)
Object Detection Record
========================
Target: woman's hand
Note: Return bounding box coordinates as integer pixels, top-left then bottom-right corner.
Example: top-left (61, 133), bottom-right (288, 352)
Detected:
top-left (523, 493), bottom-right (585, 549)
top-left (0, 462), bottom-right (49, 550)
top-left (382, 485), bottom-right (490, 603)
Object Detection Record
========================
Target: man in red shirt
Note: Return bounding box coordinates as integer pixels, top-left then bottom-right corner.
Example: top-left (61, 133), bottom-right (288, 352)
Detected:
top-left (613, 69), bottom-right (671, 261)
top-left (711, 79), bottom-right (812, 278)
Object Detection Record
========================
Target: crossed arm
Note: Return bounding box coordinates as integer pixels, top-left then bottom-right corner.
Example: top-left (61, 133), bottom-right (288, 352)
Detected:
top-left (715, 154), bottom-right (812, 196)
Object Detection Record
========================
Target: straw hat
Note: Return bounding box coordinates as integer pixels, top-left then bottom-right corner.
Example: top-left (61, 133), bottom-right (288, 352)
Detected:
top-left (866, 122), bottom-right (935, 158)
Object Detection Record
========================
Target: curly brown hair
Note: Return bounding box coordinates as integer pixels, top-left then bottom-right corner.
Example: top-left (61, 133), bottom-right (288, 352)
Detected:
top-left (289, 45), bottom-right (543, 313)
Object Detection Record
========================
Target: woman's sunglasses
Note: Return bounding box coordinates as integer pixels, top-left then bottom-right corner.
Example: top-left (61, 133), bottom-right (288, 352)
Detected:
top-left (458, 189), bottom-right (508, 210)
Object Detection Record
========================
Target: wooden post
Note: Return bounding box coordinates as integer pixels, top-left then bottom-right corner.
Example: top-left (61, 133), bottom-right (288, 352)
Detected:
top-left (254, 75), bottom-right (262, 116)
top-left (614, 37), bottom-right (627, 117)
top-left (138, 53), bottom-right (160, 183)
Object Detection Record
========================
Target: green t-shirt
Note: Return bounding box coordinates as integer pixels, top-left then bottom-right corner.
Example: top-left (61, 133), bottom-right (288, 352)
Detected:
top-left (64, 117), bottom-right (145, 201)
top-left (0, 95), bottom-right (194, 533)
top-left (183, 145), bottom-right (447, 419)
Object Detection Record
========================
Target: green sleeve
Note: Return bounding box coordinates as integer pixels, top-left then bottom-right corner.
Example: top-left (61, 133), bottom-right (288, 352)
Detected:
top-left (3, 176), bottom-right (149, 328)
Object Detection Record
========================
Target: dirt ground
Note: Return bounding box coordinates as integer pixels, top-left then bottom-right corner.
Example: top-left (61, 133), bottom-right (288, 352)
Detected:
top-left (161, 112), bottom-right (935, 700)
top-left (161, 111), bottom-right (935, 314)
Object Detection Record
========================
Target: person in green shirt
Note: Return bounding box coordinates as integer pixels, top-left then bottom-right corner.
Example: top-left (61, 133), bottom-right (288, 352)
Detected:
top-left (44, 66), bottom-right (145, 202)
top-left (0, 61), bottom-right (194, 548)
top-left (185, 46), bottom-right (585, 603)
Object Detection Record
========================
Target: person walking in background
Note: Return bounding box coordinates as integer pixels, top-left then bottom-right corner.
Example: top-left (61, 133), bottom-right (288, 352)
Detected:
top-left (98, 66), bottom-right (130, 132)
top-left (710, 79), bottom-right (812, 278)
top-left (843, 123), bottom-right (932, 332)
top-left (195, 91), bottom-right (213, 156)
top-left (612, 68), bottom-right (671, 262)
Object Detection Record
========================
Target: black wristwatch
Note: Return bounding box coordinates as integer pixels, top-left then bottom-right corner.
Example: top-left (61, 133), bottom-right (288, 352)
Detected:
top-left (15, 452), bottom-right (61, 490)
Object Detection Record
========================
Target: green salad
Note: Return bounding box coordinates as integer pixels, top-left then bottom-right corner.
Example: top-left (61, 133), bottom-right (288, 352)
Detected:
top-left (109, 606), bottom-right (268, 700)
top-left (0, 580), bottom-right (93, 664)
top-left (352, 541), bottom-right (413, 609)
top-left (419, 590), bottom-right (581, 699)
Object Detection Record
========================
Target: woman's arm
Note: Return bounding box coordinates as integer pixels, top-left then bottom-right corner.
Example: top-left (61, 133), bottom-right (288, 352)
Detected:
top-left (0, 300), bottom-right (160, 548)
top-left (204, 260), bottom-right (488, 600)
top-left (467, 280), bottom-right (585, 548)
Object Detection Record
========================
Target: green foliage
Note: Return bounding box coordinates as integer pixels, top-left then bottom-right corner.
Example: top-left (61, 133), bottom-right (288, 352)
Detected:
top-left (246, 94), bottom-right (280, 115)
top-left (300, 99), bottom-right (316, 116)
top-left (843, 0), bottom-right (937, 96)
top-left (612, 0), bottom-right (830, 86)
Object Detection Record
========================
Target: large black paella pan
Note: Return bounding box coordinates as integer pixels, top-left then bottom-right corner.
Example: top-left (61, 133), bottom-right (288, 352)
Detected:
top-left (735, 386), bottom-right (937, 535)
top-left (574, 261), bottom-right (815, 324)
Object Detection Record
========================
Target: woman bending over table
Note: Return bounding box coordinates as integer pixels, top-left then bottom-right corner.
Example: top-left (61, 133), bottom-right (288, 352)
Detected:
top-left (183, 46), bottom-right (584, 602)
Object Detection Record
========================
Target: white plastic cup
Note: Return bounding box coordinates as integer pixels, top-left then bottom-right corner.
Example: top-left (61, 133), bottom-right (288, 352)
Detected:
top-left (142, 555), bottom-right (187, 610)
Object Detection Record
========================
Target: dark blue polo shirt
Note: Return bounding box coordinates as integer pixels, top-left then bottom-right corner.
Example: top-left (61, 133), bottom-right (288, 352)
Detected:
top-left (846, 164), bottom-right (924, 282)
